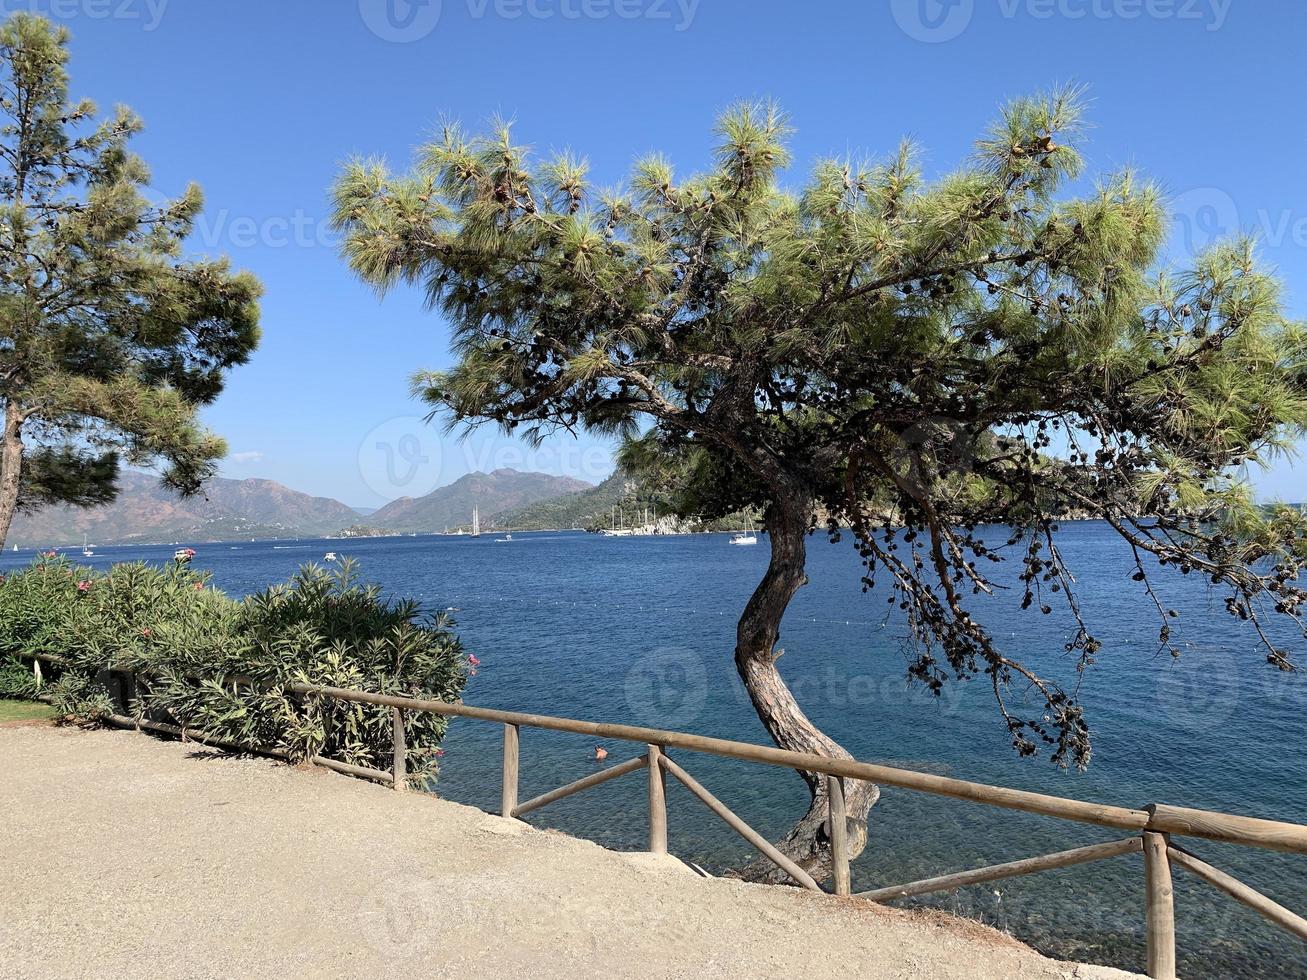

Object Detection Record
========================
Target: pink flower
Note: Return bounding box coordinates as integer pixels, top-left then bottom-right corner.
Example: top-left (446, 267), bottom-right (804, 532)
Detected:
top-left (140, 628), bottom-right (152, 638)
top-left (467, 654), bottom-right (481, 667)
top-left (193, 582), bottom-right (203, 591)
top-left (76, 581), bottom-right (91, 592)
top-left (435, 748), bottom-right (445, 758)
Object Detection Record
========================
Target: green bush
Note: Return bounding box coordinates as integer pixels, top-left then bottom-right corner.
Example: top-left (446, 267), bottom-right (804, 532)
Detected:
top-left (0, 553), bottom-right (471, 784)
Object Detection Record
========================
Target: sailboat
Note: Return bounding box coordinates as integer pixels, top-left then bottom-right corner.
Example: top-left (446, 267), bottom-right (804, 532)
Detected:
top-left (81, 534), bottom-right (95, 558)
top-left (471, 505), bottom-right (481, 538)
top-left (729, 517), bottom-right (759, 546)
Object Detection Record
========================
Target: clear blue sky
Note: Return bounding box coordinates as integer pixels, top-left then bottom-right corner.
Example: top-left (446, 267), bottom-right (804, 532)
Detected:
top-left (53, 0), bottom-right (1306, 506)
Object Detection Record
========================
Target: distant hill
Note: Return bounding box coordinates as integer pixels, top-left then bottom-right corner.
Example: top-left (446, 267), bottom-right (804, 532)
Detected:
top-left (8, 471), bottom-right (361, 547)
top-left (496, 470), bottom-right (757, 533)
top-left (368, 469), bottom-right (593, 533)
top-left (495, 471), bottom-right (634, 530)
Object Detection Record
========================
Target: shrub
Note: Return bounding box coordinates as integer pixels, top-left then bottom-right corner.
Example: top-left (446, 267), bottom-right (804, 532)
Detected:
top-left (0, 554), bottom-right (471, 785)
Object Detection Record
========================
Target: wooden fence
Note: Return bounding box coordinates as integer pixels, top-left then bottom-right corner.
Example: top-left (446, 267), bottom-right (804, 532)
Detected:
top-left (19, 652), bottom-right (1307, 980)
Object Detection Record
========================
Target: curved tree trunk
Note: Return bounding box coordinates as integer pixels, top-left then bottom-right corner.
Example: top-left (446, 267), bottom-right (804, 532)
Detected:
top-left (0, 401), bottom-right (24, 550)
top-left (733, 490), bottom-right (880, 887)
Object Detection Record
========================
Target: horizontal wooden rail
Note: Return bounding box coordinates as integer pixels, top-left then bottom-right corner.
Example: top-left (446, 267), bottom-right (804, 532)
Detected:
top-left (98, 710), bottom-right (394, 784)
top-left (859, 836), bottom-right (1144, 903)
top-left (1147, 804), bottom-right (1307, 857)
top-left (286, 681), bottom-right (1307, 855)
top-left (512, 755), bottom-right (648, 818)
top-left (1168, 845), bottom-right (1307, 943)
top-left (288, 682), bottom-right (1152, 836)
top-left (100, 712), bottom-right (291, 763)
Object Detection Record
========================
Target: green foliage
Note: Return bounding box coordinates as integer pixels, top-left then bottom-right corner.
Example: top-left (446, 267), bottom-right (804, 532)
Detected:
top-left (335, 90), bottom-right (1307, 771)
top-left (0, 14), bottom-right (262, 542)
top-left (0, 554), bottom-right (471, 783)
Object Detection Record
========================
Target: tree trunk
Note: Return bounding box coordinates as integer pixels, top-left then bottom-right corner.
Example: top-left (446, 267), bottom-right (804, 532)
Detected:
top-left (733, 490), bottom-right (880, 887)
top-left (0, 401), bottom-right (22, 550)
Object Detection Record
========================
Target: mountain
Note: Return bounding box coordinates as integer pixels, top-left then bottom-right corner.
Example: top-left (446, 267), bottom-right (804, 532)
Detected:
top-left (368, 469), bottom-right (594, 533)
top-left (7, 471), bottom-right (361, 548)
top-left (495, 470), bottom-right (757, 533)
top-left (494, 471), bottom-right (635, 530)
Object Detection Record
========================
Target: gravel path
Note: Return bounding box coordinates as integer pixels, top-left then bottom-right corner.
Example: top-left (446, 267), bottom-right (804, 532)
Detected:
top-left (0, 725), bottom-right (1141, 979)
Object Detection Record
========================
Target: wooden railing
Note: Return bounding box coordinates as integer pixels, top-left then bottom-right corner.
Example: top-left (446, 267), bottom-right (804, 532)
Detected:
top-left (19, 653), bottom-right (1307, 979)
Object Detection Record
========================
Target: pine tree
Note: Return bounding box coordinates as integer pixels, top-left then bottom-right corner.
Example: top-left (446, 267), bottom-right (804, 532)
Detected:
top-left (333, 91), bottom-right (1307, 884)
top-left (0, 14), bottom-right (261, 546)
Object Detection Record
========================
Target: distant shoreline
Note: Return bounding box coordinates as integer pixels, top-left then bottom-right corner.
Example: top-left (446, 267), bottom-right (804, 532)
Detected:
top-left (5, 520), bottom-right (1139, 552)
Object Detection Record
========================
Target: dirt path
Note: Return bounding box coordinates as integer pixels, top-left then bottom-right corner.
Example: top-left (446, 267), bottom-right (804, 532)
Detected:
top-left (0, 726), bottom-right (1140, 979)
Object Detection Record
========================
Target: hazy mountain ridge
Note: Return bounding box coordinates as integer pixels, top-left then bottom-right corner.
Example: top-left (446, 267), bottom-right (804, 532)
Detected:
top-left (369, 469), bottom-right (593, 533)
top-left (494, 471), bottom-right (634, 530)
top-left (8, 471), bottom-right (362, 548)
top-left (496, 471), bottom-right (756, 533)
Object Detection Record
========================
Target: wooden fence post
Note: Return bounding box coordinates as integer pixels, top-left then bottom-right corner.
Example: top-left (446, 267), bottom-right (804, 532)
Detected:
top-left (1144, 831), bottom-right (1177, 979)
top-left (501, 723), bottom-right (519, 817)
top-left (391, 707), bottom-right (406, 791)
top-left (827, 774), bottom-right (851, 896)
top-left (648, 744), bottom-right (667, 855)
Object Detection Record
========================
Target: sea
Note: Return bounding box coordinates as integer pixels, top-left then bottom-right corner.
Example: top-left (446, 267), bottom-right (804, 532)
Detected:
top-left (6, 523), bottom-right (1304, 979)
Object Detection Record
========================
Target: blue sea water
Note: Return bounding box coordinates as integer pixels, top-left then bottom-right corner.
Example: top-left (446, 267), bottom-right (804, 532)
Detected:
top-left (9, 524), bottom-right (1304, 978)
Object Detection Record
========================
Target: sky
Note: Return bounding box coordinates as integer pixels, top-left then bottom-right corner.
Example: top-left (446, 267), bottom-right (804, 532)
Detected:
top-left (42, 0), bottom-right (1307, 507)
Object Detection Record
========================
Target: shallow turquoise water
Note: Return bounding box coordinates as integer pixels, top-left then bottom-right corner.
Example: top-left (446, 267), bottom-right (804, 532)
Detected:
top-left (11, 524), bottom-right (1303, 978)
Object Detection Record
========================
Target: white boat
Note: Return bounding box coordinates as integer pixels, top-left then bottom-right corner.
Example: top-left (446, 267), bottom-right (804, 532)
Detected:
top-left (729, 532), bottom-right (759, 547)
top-left (81, 534), bottom-right (95, 558)
top-left (11, 544), bottom-right (16, 553)
top-left (471, 505), bottom-right (481, 538)
top-left (495, 533), bottom-right (514, 543)
top-left (324, 552), bottom-right (338, 562)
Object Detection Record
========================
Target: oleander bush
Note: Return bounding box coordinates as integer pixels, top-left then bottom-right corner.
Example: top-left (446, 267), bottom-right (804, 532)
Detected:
top-left (0, 553), bottom-right (471, 784)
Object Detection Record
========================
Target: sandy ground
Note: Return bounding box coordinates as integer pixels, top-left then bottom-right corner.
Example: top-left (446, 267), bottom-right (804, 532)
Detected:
top-left (0, 725), bottom-right (1142, 980)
